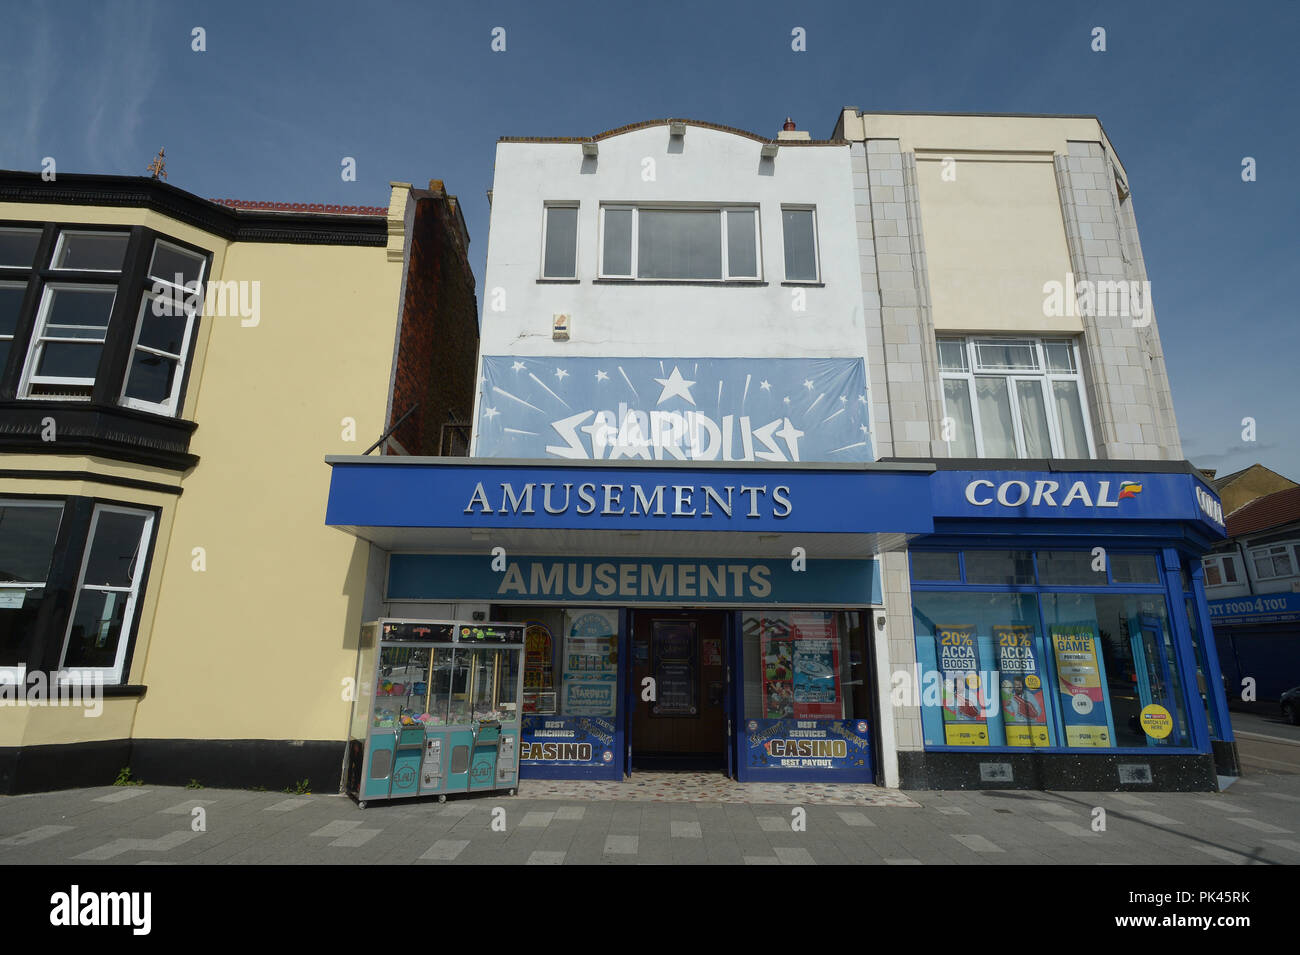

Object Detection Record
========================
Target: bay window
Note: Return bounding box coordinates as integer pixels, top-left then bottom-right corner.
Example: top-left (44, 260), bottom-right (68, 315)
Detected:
top-left (1, 222), bottom-right (210, 418)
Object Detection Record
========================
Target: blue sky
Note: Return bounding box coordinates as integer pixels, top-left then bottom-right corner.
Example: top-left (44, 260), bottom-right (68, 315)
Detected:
top-left (2, 0), bottom-right (1296, 481)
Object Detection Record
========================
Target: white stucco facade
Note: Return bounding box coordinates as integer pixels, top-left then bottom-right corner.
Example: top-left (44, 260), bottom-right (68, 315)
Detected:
top-left (472, 121), bottom-right (873, 460)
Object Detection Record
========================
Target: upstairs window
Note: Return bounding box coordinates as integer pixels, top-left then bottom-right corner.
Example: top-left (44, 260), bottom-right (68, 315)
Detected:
top-left (541, 204), bottom-right (578, 279)
top-left (1201, 554), bottom-right (1239, 588)
top-left (51, 231), bottom-right (128, 272)
top-left (598, 205), bottom-right (760, 281)
top-left (937, 336), bottom-right (1094, 459)
top-left (0, 227), bottom-right (41, 269)
top-left (1250, 543), bottom-right (1298, 581)
top-left (2, 224), bottom-right (210, 416)
top-left (120, 240), bottom-right (207, 414)
top-left (780, 206), bottom-right (819, 282)
top-left (23, 284), bottom-right (118, 399)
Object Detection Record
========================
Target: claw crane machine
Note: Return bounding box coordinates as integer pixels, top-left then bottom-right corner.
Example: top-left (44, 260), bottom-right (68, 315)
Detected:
top-left (345, 619), bottom-right (526, 808)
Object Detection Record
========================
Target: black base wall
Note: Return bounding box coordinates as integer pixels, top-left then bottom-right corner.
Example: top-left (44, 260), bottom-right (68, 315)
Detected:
top-left (1212, 740), bottom-right (1241, 777)
top-left (0, 740), bottom-right (133, 795)
top-left (0, 739), bottom-right (346, 795)
top-left (897, 750), bottom-right (1220, 792)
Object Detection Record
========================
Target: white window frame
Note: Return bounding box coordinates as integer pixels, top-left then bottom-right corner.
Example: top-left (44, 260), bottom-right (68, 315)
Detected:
top-left (118, 291), bottom-right (199, 415)
top-left (937, 336), bottom-right (1096, 459)
top-left (18, 282), bottom-right (118, 398)
top-left (49, 229), bottom-right (129, 273)
top-left (597, 203), bottom-right (762, 282)
top-left (779, 205), bottom-right (821, 283)
top-left (540, 202), bottom-right (580, 280)
top-left (1201, 553), bottom-right (1239, 587)
top-left (1249, 543), bottom-right (1298, 581)
top-left (0, 498), bottom-right (64, 685)
top-left (55, 504), bottom-right (154, 685)
top-left (146, 238), bottom-right (207, 299)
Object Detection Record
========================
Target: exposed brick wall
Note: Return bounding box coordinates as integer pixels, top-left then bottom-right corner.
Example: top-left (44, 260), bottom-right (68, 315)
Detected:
top-left (388, 192), bottom-right (479, 455)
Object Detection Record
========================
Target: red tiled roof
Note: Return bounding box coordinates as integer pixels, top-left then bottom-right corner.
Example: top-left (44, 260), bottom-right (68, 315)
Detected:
top-left (209, 198), bottom-right (388, 216)
top-left (1227, 485), bottom-right (1300, 537)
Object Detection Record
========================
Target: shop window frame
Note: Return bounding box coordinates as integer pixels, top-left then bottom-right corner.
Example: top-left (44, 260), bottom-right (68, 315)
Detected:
top-left (908, 544), bottom-right (1199, 755)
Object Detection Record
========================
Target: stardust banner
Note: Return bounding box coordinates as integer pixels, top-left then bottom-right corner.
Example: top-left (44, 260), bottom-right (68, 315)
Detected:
top-left (474, 355), bottom-right (872, 462)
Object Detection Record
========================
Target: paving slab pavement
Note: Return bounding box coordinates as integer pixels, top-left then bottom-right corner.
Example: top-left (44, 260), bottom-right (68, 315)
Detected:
top-left (1, 768), bottom-right (1297, 864)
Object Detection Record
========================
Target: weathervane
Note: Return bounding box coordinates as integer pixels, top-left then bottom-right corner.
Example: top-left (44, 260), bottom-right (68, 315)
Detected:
top-left (147, 147), bottom-right (167, 180)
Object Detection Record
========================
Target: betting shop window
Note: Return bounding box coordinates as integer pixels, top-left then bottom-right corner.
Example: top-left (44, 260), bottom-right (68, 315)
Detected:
top-left (910, 549), bottom-right (1193, 751)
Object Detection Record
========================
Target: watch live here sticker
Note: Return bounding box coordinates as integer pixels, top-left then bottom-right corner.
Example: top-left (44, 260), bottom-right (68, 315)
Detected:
top-left (1140, 704), bottom-right (1173, 739)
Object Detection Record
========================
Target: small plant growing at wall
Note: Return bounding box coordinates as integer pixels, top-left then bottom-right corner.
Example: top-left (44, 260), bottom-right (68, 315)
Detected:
top-left (113, 767), bottom-right (143, 786)
top-left (283, 778), bottom-right (311, 795)
top-left (186, 778), bottom-right (203, 790)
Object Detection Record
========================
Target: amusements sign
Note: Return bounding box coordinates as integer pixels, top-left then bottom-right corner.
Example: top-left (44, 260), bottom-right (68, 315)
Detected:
top-left (994, 625), bottom-right (1050, 747)
top-left (744, 718), bottom-right (872, 775)
top-left (937, 624), bottom-right (988, 746)
top-left (652, 620), bottom-right (697, 716)
top-left (1051, 624), bottom-right (1112, 747)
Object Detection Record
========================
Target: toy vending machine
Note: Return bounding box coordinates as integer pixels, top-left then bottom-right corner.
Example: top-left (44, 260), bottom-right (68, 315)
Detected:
top-left (346, 620), bottom-right (526, 808)
top-left (453, 622), bottom-right (527, 794)
top-left (346, 619), bottom-right (456, 808)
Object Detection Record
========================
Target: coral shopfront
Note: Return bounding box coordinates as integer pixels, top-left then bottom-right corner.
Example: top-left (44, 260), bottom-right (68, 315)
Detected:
top-left (325, 456), bottom-right (1234, 791)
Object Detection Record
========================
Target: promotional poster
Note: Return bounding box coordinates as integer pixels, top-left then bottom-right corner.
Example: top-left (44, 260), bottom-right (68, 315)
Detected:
top-left (1051, 624), bottom-right (1112, 747)
top-left (995, 624), bottom-right (1050, 747)
top-left (937, 624), bottom-right (988, 746)
top-left (651, 619), bottom-right (698, 715)
top-left (790, 611), bottom-right (843, 719)
top-left (560, 609), bottom-right (618, 717)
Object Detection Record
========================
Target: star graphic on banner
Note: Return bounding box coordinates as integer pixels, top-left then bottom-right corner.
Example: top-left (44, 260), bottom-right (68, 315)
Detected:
top-left (555, 367), bottom-right (569, 381)
top-left (478, 375), bottom-right (486, 387)
top-left (860, 425), bottom-right (869, 435)
top-left (653, 365), bottom-right (696, 405)
top-left (484, 407), bottom-right (500, 419)
top-left (511, 361), bottom-right (526, 373)
top-left (783, 396), bottom-right (790, 405)
top-left (776, 418), bottom-right (805, 450)
top-left (858, 394), bottom-right (867, 404)
top-left (760, 379), bottom-right (771, 391)
top-left (596, 370), bottom-right (609, 382)
top-left (803, 379), bottom-right (814, 391)
top-left (839, 395), bottom-right (848, 403)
